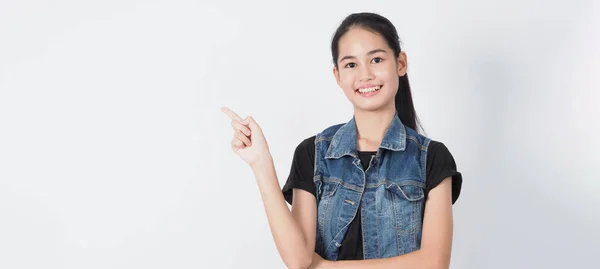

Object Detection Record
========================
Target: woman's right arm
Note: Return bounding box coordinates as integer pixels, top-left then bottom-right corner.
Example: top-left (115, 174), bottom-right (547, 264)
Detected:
top-left (220, 107), bottom-right (317, 269)
top-left (251, 157), bottom-right (317, 269)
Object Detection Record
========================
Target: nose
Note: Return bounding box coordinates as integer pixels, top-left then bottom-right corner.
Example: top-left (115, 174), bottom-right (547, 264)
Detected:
top-left (359, 65), bottom-right (374, 82)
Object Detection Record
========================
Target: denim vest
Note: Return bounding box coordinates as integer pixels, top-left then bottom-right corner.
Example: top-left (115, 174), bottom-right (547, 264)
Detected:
top-left (313, 112), bottom-right (431, 260)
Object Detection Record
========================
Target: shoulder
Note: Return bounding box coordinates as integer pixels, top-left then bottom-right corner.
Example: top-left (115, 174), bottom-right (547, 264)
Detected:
top-left (292, 135), bottom-right (316, 161)
top-left (425, 140), bottom-right (459, 175)
top-left (427, 140), bottom-right (453, 159)
top-left (294, 120), bottom-right (347, 160)
top-left (296, 135), bottom-right (316, 150)
top-left (404, 126), bottom-right (432, 150)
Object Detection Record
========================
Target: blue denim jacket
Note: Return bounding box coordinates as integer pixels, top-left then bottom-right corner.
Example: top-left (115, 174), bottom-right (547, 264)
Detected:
top-left (313, 112), bottom-right (431, 260)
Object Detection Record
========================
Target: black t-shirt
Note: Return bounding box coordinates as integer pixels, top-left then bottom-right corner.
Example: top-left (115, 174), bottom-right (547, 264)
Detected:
top-left (281, 135), bottom-right (463, 260)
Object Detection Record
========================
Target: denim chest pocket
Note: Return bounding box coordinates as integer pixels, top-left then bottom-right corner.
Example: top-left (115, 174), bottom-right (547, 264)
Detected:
top-left (384, 180), bottom-right (425, 201)
top-left (382, 179), bottom-right (426, 255)
top-left (319, 182), bottom-right (340, 199)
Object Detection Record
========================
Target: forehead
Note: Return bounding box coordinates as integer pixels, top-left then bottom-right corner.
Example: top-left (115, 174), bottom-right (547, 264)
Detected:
top-left (338, 27), bottom-right (391, 56)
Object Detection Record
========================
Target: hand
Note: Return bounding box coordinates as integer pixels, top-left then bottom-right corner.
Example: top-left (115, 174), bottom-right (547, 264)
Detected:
top-left (221, 106), bottom-right (271, 168)
top-left (308, 252), bottom-right (330, 269)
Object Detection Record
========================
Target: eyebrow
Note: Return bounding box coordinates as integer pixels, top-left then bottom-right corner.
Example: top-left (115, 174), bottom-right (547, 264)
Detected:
top-left (339, 49), bottom-right (388, 63)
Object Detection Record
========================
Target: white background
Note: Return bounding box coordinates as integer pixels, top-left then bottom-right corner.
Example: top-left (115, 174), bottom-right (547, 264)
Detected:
top-left (1, 0), bottom-right (599, 268)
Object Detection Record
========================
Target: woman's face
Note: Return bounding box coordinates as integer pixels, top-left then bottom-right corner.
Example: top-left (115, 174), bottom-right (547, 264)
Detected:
top-left (334, 27), bottom-right (407, 113)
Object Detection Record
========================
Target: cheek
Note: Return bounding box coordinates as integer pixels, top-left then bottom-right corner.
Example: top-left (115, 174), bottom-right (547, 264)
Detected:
top-left (374, 65), bottom-right (396, 81)
top-left (339, 72), bottom-right (356, 91)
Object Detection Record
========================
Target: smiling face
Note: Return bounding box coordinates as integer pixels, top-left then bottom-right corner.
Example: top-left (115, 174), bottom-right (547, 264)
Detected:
top-left (333, 27), bottom-right (407, 113)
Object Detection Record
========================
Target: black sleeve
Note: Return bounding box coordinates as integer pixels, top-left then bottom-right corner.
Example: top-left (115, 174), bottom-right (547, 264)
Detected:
top-left (425, 141), bottom-right (463, 204)
top-left (282, 136), bottom-right (317, 205)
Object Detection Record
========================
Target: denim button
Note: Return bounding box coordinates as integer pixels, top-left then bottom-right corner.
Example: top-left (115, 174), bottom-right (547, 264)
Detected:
top-left (334, 242), bottom-right (342, 247)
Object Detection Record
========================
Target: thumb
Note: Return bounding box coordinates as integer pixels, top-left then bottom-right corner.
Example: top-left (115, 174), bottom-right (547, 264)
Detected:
top-left (242, 116), bottom-right (260, 130)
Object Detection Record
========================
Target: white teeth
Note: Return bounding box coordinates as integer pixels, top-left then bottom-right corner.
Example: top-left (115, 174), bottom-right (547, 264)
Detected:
top-left (358, 85), bottom-right (381, 93)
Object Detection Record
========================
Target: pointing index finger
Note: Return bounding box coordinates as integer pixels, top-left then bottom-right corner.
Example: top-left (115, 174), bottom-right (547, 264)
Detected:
top-left (220, 106), bottom-right (243, 121)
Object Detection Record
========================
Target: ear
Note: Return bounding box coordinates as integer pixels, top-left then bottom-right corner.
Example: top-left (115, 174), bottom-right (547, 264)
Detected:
top-left (397, 51), bottom-right (408, 77)
top-left (333, 66), bottom-right (342, 88)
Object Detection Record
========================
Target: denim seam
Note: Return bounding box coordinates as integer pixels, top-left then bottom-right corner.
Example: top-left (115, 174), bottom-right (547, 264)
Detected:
top-left (366, 179), bottom-right (426, 189)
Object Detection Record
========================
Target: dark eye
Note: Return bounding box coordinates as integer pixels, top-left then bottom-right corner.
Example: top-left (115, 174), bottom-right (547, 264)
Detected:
top-left (344, 62), bottom-right (356, 68)
top-left (371, 57), bottom-right (383, 63)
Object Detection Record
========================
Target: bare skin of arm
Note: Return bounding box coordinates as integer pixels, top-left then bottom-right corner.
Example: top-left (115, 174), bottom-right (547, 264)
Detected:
top-left (222, 107), bottom-right (317, 269)
top-left (252, 158), bottom-right (317, 269)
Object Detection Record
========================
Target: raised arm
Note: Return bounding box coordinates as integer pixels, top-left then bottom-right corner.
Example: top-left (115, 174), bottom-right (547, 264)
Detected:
top-left (221, 107), bottom-right (317, 269)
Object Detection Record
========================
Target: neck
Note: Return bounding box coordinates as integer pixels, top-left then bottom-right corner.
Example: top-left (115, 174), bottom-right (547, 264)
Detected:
top-left (354, 106), bottom-right (396, 151)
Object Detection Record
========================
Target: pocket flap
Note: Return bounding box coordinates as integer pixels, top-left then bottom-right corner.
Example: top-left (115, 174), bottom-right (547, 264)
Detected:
top-left (321, 182), bottom-right (339, 198)
top-left (385, 180), bottom-right (425, 201)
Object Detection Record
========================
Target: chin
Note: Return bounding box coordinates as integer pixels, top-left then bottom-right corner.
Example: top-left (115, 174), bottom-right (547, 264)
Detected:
top-left (352, 98), bottom-right (391, 111)
top-left (354, 103), bottom-right (389, 112)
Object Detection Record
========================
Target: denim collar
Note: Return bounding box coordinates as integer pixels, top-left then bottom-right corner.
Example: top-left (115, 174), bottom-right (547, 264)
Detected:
top-left (325, 111), bottom-right (407, 159)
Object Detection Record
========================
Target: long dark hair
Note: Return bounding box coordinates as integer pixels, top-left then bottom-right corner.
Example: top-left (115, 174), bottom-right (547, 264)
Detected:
top-left (331, 12), bottom-right (423, 134)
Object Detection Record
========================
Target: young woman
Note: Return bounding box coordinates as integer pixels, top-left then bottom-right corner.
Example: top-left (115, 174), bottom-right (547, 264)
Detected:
top-left (222, 12), bottom-right (462, 269)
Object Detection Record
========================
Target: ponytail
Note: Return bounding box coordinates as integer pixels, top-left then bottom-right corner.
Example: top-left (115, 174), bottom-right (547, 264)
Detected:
top-left (395, 74), bottom-right (423, 134)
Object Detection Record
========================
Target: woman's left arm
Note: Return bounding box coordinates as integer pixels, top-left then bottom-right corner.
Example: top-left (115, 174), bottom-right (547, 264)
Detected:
top-left (311, 176), bottom-right (454, 269)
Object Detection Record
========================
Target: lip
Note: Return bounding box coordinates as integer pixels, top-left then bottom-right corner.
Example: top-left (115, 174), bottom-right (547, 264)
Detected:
top-left (356, 85), bottom-right (382, 97)
top-left (356, 84), bottom-right (381, 91)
